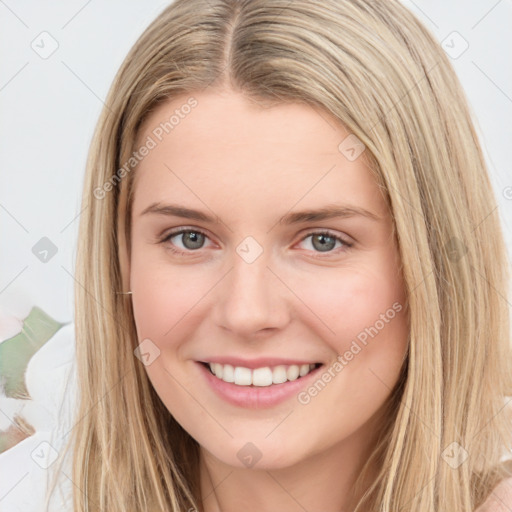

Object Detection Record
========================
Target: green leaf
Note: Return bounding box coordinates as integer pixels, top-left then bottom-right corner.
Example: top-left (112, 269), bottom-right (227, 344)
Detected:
top-left (0, 306), bottom-right (66, 398)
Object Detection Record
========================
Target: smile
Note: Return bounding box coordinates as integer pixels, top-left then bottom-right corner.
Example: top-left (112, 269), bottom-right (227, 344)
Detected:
top-left (196, 360), bottom-right (325, 409)
top-left (204, 362), bottom-right (321, 386)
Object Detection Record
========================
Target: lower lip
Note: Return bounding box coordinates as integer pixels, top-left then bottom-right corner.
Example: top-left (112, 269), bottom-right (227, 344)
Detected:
top-left (196, 362), bottom-right (324, 409)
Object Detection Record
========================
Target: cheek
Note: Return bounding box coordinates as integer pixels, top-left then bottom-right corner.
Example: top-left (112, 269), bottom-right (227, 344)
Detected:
top-left (301, 264), bottom-right (407, 349)
top-left (297, 262), bottom-right (409, 412)
top-left (129, 247), bottom-right (212, 341)
top-left (291, 268), bottom-right (408, 439)
top-left (128, 253), bottom-right (209, 419)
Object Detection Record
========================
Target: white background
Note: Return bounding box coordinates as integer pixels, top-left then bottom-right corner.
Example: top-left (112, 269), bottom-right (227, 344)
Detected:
top-left (0, 0), bottom-right (511, 324)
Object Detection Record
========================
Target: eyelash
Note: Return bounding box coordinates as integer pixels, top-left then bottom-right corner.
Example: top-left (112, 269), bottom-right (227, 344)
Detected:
top-left (159, 227), bottom-right (353, 258)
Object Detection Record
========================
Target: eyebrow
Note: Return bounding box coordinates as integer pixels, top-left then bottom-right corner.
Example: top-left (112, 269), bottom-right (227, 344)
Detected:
top-left (139, 202), bottom-right (382, 224)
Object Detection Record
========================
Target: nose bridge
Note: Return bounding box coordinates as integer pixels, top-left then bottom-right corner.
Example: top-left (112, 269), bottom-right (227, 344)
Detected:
top-left (213, 244), bottom-right (289, 335)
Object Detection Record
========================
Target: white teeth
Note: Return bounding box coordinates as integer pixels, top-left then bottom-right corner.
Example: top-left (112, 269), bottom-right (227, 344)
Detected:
top-left (234, 366), bottom-right (252, 385)
top-left (299, 364), bottom-right (311, 377)
top-left (272, 365), bottom-right (288, 384)
top-left (207, 362), bottom-right (319, 386)
top-left (213, 363), bottom-right (223, 378)
top-left (286, 365), bottom-right (300, 381)
top-left (222, 364), bottom-right (234, 382)
top-left (252, 367), bottom-right (273, 386)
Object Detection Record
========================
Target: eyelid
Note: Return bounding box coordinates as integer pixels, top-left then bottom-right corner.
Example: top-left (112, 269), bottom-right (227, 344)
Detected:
top-left (299, 228), bottom-right (353, 244)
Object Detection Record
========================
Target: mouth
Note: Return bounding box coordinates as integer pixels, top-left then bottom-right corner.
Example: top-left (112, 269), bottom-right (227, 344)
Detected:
top-left (198, 361), bottom-right (324, 387)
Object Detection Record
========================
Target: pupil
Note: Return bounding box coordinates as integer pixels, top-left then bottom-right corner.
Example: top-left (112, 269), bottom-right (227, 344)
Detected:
top-left (313, 234), bottom-right (335, 252)
top-left (184, 232), bottom-right (204, 249)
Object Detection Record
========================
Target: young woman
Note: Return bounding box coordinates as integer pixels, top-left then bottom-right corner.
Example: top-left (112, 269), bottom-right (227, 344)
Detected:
top-left (64, 0), bottom-right (512, 510)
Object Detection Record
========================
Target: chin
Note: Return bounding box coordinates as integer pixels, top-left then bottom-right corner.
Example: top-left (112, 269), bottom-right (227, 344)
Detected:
top-left (201, 436), bottom-right (311, 471)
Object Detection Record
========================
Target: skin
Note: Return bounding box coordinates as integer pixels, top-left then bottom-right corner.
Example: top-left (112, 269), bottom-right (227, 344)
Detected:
top-left (128, 89), bottom-right (409, 512)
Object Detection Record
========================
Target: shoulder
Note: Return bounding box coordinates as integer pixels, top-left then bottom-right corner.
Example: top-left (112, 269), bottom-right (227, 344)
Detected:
top-left (475, 477), bottom-right (512, 512)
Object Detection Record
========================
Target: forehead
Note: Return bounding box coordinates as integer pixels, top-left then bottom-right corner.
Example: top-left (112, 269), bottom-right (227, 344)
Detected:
top-left (131, 90), bottom-right (387, 222)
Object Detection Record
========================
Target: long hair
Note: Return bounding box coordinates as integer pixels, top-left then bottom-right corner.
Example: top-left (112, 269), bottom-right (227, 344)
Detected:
top-left (65, 0), bottom-right (512, 510)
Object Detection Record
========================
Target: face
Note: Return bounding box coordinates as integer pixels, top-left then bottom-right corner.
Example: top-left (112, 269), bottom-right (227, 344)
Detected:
top-left (128, 89), bottom-right (409, 470)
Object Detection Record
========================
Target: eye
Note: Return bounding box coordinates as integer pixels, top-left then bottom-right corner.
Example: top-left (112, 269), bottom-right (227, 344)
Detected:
top-left (159, 228), bottom-right (212, 255)
top-left (297, 230), bottom-right (352, 255)
top-left (158, 227), bottom-right (353, 257)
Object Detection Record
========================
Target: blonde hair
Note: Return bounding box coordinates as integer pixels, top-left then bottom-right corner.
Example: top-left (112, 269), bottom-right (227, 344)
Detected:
top-left (64, 0), bottom-right (512, 510)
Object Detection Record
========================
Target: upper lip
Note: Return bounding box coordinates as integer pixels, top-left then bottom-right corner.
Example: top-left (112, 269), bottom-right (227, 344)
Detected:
top-left (198, 357), bottom-right (322, 369)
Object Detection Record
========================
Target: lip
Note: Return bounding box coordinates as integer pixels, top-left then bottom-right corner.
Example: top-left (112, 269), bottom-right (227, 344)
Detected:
top-left (195, 361), bottom-right (324, 409)
top-left (198, 356), bottom-right (322, 369)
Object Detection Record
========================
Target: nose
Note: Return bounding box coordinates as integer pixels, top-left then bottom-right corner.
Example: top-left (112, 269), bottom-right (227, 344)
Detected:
top-left (212, 249), bottom-right (291, 337)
